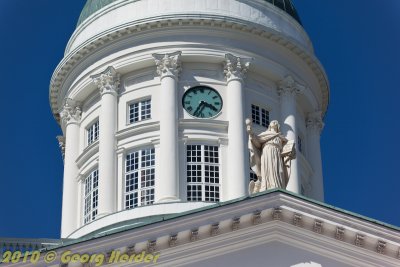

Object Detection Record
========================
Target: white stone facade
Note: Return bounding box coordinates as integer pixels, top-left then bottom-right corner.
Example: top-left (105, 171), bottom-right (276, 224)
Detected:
top-left (51, 0), bottom-right (329, 238)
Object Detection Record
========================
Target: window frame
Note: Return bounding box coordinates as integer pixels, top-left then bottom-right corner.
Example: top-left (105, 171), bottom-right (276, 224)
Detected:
top-left (86, 119), bottom-right (99, 146)
top-left (83, 169), bottom-right (99, 224)
top-left (127, 98), bottom-right (152, 125)
top-left (186, 144), bottom-right (221, 202)
top-left (124, 147), bottom-right (155, 209)
top-left (251, 104), bottom-right (270, 128)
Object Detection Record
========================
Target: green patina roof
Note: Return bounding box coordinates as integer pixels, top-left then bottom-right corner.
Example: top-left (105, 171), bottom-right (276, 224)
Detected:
top-left (77, 0), bottom-right (115, 26)
top-left (76, 0), bottom-right (302, 27)
top-left (43, 189), bottom-right (400, 251)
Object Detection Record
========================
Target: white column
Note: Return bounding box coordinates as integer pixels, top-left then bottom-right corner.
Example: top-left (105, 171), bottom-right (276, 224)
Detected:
top-left (153, 51), bottom-right (181, 202)
top-left (278, 76), bottom-right (304, 194)
top-left (116, 147), bottom-right (125, 211)
top-left (60, 99), bottom-right (81, 238)
top-left (224, 53), bottom-right (252, 200)
top-left (306, 111), bottom-right (325, 201)
top-left (92, 66), bottom-right (120, 217)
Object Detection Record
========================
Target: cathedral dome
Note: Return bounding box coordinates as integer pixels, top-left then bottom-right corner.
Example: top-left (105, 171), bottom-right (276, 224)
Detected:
top-left (77, 0), bottom-right (302, 27)
top-left (52, 0), bottom-right (329, 239)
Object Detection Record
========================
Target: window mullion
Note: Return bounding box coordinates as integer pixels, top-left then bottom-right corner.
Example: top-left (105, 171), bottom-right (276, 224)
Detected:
top-left (138, 150), bottom-right (142, 206)
top-left (139, 101), bottom-right (142, 121)
top-left (201, 146), bottom-right (207, 201)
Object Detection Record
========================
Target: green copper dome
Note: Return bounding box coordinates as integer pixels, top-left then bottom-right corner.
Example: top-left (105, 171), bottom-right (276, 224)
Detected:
top-left (77, 0), bottom-right (302, 27)
top-left (77, 0), bottom-right (115, 26)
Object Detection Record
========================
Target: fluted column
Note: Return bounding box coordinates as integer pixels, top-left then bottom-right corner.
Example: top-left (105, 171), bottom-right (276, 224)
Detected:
top-left (153, 51), bottom-right (181, 202)
top-left (224, 53), bottom-right (252, 200)
top-left (278, 76), bottom-right (304, 194)
top-left (60, 99), bottom-right (81, 237)
top-left (306, 111), bottom-right (325, 201)
top-left (92, 66), bottom-right (120, 217)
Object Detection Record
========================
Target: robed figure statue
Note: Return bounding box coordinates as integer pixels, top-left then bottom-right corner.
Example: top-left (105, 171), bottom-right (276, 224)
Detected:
top-left (246, 119), bottom-right (296, 194)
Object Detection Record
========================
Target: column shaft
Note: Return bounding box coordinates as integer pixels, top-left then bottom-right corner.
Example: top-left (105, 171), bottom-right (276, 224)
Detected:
top-left (158, 76), bottom-right (179, 201)
top-left (60, 103), bottom-right (81, 238)
top-left (98, 92), bottom-right (117, 215)
top-left (226, 79), bottom-right (247, 199)
top-left (281, 94), bottom-right (300, 193)
top-left (279, 76), bottom-right (303, 194)
top-left (92, 66), bottom-right (119, 217)
top-left (153, 51), bottom-right (181, 202)
top-left (224, 53), bottom-right (252, 200)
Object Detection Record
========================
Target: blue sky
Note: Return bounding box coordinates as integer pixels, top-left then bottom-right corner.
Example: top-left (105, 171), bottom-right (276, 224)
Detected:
top-left (0, 1), bottom-right (399, 239)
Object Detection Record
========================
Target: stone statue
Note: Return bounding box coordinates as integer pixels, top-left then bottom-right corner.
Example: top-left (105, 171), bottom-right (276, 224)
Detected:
top-left (246, 119), bottom-right (296, 194)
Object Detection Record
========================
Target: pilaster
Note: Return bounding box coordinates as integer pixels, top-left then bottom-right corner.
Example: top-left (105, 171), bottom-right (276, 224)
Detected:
top-left (306, 111), bottom-right (325, 134)
top-left (306, 111), bottom-right (325, 201)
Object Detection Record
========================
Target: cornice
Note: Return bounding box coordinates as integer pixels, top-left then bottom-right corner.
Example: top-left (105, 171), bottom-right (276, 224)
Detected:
top-left (115, 121), bottom-right (160, 141)
top-left (179, 119), bottom-right (229, 132)
top-left (25, 191), bottom-right (399, 267)
top-left (50, 17), bottom-right (329, 124)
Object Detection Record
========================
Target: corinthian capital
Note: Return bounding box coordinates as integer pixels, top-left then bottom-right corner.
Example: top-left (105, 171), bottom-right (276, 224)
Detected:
top-left (60, 99), bottom-right (82, 126)
top-left (153, 51), bottom-right (182, 79)
top-left (57, 135), bottom-right (65, 161)
top-left (224, 53), bottom-right (252, 82)
top-left (92, 66), bottom-right (120, 96)
top-left (278, 75), bottom-right (305, 96)
top-left (306, 111), bottom-right (324, 133)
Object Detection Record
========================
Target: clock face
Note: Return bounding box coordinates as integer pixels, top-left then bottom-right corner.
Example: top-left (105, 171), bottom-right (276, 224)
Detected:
top-left (182, 86), bottom-right (223, 118)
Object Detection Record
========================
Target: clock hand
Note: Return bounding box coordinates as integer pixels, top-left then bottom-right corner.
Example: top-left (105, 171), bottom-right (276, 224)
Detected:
top-left (203, 102), bottom-right (218, 111)
top-left (195, 103), bottom-right (206, 117)
top-left (193, 101), bottom-right (205, 116)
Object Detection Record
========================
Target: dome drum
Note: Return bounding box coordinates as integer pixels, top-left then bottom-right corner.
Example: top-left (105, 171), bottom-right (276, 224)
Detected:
top-left (54, 0), bottom-right (329, 238)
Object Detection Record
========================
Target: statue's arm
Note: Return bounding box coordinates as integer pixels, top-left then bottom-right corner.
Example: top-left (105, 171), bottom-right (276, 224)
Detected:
top-left (258, 132), bottom-right (280, 143)
top-left (249, 133), bottom-right (262, 148)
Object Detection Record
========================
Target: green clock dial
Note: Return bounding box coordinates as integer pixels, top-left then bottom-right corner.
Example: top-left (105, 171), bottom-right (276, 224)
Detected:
top-left (182, 86), bottom-right (223, 118)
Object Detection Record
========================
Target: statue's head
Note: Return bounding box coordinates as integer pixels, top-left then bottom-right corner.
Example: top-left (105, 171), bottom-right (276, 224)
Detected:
top-left (268, 120), bottom-right (280, 132)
